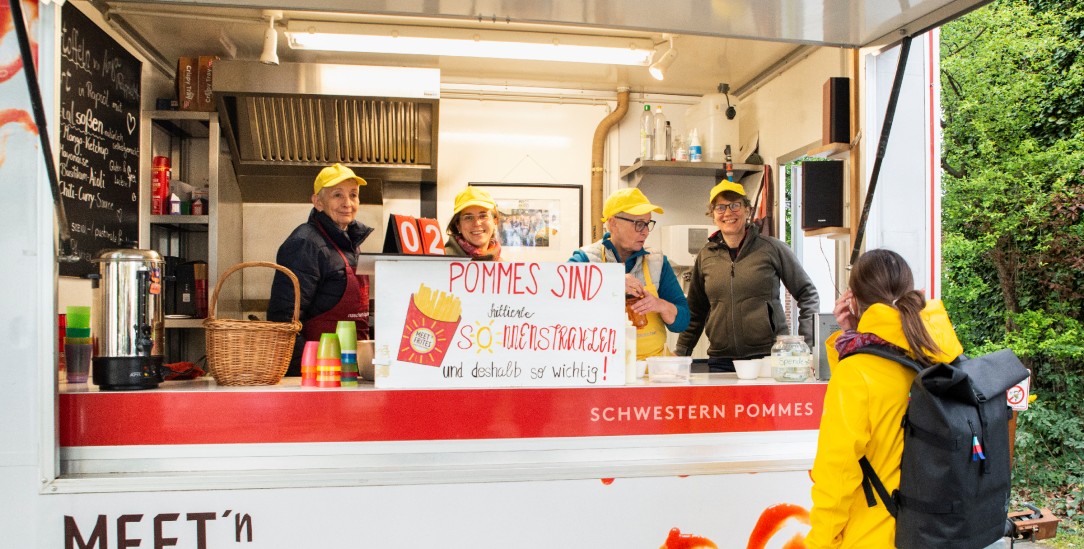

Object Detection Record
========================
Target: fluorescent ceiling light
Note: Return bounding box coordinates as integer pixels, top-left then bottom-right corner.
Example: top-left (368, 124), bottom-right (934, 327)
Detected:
top-left (286, 21), bottom-right (654, 66)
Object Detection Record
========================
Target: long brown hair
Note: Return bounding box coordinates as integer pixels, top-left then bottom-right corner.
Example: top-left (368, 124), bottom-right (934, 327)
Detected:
top-left (849, 249), bottom-right (942, 366)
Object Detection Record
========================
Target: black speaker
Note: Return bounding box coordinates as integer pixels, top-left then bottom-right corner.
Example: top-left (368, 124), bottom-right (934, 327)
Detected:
top-left (823, 77), bottom-right (850, 145)
top-left (802, 160), bottom-right (844, 230)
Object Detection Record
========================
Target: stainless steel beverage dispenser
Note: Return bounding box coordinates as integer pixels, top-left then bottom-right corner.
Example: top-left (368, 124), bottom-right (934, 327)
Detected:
top-left (90, 249), bottom-right (165, 390)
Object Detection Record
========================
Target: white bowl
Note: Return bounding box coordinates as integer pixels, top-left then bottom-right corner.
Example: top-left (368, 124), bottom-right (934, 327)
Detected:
top-left (733, 359), bottom-right (761, 380)
top-left (646, 356), bottom-right (692, 383)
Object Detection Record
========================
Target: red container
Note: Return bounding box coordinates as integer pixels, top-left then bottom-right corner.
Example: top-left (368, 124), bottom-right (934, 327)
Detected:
top-left (57, 313), bottom-right (67, 376)
top-left (151, 156), bottom-right (171, 215)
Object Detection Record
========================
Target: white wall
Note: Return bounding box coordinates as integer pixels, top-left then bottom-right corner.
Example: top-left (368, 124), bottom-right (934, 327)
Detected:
top-left (739, 48), bottom-right (846, 166)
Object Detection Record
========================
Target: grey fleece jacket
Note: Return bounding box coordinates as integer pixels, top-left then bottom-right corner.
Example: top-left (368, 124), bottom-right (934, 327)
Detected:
top-left (676, 225), bottom-right (819, 359)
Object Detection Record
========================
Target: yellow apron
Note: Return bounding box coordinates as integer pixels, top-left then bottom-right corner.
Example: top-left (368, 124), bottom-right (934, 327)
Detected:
top-left (605, 251), bottom-right (669, 359)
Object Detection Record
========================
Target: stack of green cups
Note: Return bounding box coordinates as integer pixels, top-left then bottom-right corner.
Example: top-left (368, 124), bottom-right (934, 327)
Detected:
top-left (336, 321), bottom-right (358, 387)
top-left (64, 306), bottom-right (92, 384)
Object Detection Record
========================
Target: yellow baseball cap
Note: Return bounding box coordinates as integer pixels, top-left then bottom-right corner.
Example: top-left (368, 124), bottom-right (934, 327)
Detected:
top-left (313, 163), bottom-right (367, 195)
top-left (453, 186), bottom-right (496, 215)
top-left (602, 188), bottom-right (663, 222)
top-left (708, 180), bottom-right (746, 204)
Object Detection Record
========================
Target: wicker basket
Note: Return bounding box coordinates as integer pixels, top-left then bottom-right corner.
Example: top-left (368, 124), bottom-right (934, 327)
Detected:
top-left (204, 261), bottom-right (302, 386)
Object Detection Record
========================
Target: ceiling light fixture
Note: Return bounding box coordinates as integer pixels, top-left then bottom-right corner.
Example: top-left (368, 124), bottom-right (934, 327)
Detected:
top-left (648, 36), bottom-right (677, 80)
top-left (285, 21), bottom-right (654, 66)
top-left (260, 12), bottom-right (281, 65)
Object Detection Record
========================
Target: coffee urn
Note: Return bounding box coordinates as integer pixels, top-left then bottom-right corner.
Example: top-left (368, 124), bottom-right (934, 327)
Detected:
top-left (90, 249), bottom-right (165, 390)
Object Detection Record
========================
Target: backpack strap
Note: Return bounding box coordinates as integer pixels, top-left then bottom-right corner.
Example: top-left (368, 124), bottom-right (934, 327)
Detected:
top-left (849, 345), bottom-right (963, 452)
top-left (858, 456), bottom-right (898, 517)
top-left (846, 344), bottom-right (924, 373)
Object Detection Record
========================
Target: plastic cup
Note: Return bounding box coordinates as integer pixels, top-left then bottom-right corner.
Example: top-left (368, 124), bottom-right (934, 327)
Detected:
top-left (65, 327), bottom-right (91, 338)
top-left (66, 306), bottom-right (91, 329)
top-left (300, 341), bottom-right (319, 387)
top-left (64, 342), bottom-right (93, 384)
top-left (317, 333), bottom-right (341, 360)
top-left (336, 321), bottom-right (357, 352)
top-left (316, 357), bottom-right (341, 388)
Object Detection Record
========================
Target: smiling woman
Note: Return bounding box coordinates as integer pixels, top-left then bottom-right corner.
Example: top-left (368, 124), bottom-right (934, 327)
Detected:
top-left (676, 180), bottom-right (820, 372)
top-left (444, 185), bottom-right (502, 261)
top-left (267, 163), bottom-right (376, 376)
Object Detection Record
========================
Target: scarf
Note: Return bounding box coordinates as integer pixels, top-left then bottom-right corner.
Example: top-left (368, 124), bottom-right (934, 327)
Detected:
top-left (453, 233), bottom-right (501, 261)
top-left (835, 329), bottom-right (907, 359)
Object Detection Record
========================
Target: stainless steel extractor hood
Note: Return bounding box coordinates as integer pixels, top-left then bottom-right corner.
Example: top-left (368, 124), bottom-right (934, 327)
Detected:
top-left (214, 61), bottom-right (440, 203)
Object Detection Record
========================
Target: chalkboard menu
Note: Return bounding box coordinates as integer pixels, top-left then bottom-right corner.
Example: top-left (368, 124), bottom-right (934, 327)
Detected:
top-left (58, 2), bottom-right (141, 277)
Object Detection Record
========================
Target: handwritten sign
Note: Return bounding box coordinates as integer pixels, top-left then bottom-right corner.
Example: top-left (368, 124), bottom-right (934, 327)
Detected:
top-left (374, 260), bottom-right (626, 388)
top-left (58, 3), bottom-right (141, 277)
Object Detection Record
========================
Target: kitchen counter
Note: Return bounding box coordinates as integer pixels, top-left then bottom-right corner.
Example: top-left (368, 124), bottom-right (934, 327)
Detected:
top-left (56, 374), bottom-right (827, 493)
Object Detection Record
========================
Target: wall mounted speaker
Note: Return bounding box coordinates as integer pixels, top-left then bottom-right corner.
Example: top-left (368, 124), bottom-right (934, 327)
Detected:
top-left (801, 160), bottom-right (844, 230)
top-left (823, 77), bottom-right (850, 145)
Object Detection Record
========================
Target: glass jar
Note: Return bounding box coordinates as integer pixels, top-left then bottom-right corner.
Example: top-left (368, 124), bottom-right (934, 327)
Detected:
top-left (625, 295), bottom-right (648, 328)
top-left (770, 335), bottom-right (812, 382)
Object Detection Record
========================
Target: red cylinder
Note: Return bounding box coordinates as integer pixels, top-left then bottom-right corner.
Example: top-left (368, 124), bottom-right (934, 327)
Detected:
top-left (151, 156), bottom-right (171, 215)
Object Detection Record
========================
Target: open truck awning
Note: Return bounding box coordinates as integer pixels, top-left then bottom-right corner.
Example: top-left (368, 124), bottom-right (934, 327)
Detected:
top-left (154, 0), bottom-right (992, 48)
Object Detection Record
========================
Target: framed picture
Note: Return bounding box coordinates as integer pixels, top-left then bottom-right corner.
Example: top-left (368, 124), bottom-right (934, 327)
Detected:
top-left (471, 183), bottom-right (583, 262)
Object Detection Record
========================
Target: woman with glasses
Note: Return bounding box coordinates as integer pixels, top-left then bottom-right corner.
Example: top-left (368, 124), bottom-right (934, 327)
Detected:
top-left (445, 186), bottom-right (502, 261)
top-left (569, 188), bottom-right (690, 359)
top-left (675, 180), bottom-right (819, 372)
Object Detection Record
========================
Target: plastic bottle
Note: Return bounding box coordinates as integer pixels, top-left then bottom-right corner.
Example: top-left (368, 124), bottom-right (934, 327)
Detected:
top-left (725, 144), bottom-right (734, 181)
top-left (674, 134), bottom-right (688, 161)
top-left (639, 105), bottom-right (654, 161)
top-left (652, 106), bottom-right (668, 161)
top-left (689, 128), bottom-right (703, 162)
top-left (664, 121), bottom-right (673, 160)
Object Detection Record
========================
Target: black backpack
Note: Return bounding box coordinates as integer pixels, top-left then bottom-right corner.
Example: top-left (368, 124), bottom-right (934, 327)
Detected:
top-left (849, 345), bottom-right (1030, 548)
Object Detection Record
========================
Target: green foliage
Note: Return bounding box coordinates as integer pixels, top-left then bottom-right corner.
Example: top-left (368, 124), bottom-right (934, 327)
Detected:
top-left (941, 0), bottom-right (1084, 537)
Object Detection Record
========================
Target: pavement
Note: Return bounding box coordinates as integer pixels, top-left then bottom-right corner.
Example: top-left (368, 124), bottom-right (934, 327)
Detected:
top-left (1012, 539), bottom-right (1045, 548)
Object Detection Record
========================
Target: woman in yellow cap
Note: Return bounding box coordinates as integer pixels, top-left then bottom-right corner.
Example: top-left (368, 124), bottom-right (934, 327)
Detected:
top-left (569, 187), bottom-right (689, 359)
top-left (445, 186), bottom-right (502, 260)
top-left (268, 163), bottom-right (375, 376)
top-left (675, 180), bottom-right (819, 372)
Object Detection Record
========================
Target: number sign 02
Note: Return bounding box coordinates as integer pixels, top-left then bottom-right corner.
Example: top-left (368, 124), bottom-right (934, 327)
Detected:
top-left (384, 214), bottom-right (446, 255)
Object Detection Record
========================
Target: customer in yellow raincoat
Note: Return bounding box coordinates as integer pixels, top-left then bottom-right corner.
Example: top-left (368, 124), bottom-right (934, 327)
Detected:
top-left (806, 249), bottom-right (964, 548)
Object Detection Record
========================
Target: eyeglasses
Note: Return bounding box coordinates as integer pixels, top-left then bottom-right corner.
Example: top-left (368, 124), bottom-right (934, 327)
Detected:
top-left (612, 216), bottom-right (656, 232)
top-left (713, 202), bottom-right (744, 213)
top-left (460, 212), bottom-right (493, 224)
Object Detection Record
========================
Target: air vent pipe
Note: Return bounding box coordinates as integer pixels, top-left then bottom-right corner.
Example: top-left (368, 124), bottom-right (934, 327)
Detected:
top-left (590, 87), bottom-right (630, 241)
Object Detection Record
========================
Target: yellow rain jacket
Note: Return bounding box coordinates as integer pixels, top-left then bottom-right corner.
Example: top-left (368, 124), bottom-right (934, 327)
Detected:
top-left (805, 299), bottom-right (964, 549)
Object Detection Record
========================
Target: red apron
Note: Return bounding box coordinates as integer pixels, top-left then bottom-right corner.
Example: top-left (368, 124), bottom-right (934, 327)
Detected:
top-left (301, 223), bottom-right (369, 341)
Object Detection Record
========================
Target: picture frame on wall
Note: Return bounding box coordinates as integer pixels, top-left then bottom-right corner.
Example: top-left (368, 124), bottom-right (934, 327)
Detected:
top-left (471, 183), bottom-right (583, 262)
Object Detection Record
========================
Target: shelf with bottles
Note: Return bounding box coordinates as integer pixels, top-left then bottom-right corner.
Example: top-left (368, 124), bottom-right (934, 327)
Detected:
top-left (619, 160), bottom-right (764, 187)
top-left (141, 110), bottom-right (223, 365)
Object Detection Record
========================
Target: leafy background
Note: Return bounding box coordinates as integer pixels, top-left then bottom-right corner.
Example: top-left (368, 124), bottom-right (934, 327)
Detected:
top-left (940, 0), bottom-right (1084, 543)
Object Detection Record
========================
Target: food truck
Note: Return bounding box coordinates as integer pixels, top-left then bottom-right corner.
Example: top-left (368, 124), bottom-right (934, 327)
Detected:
top-left (1, 0), bottom-right (971, 545)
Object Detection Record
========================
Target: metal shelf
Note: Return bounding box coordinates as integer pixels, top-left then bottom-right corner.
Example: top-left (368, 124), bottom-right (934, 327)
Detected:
top-left (619, 160), bottom-right (763, 187)
top-left (164, 317), bottom-right (205, 329)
